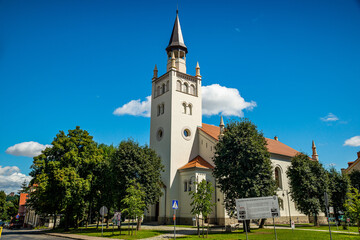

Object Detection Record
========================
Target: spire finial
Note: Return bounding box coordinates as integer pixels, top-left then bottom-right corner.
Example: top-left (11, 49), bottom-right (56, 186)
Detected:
top-left (153, 64), bottom-right (158, 79)
top-left (312, 140), bottom-right (319, 161)
top-left (166, 9), bottom-right (187, 54)
top-left (195, 61), bottom-right (201, 77)
top-left (219, 116), bottom-right (225, 139)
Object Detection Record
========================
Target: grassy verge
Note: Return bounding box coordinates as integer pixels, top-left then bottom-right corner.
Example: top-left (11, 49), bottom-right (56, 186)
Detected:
top-left (266, 223), bottom-right (360, 233)
top-left (177, 228), bottom-right (360, 240)
top-left (48, 226), bottom-right (170, 239)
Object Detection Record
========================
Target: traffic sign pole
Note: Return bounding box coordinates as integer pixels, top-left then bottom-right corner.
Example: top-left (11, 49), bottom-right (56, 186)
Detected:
top-left (174, 209), bottom-right (176, 240)
top-left (172, 200), bottom-right (179, 240)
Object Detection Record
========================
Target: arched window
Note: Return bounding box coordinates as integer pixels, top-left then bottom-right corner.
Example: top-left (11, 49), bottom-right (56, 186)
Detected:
top-left (162, 83), bottom-right (165, 94)
top-left (166, 81), bottom-right (169, 92)
top-left (188, 104), bottom-right (192, 115)
top-left (188, 179), bottom-right (192, 192)
top-left (184, 181), bottom-right (188, 192)
top-left (176, 81), bottom-right (182, 91)
top-left (190, 85), bottom-right (195, 95)
top-left (182, 102), bottom-right (187, 114)
top-left (275, 167), bottom-right (282, 189)
top-left (157, 86), bottom-right (160, 96)
top-left (183, 83), bottom-right (189, 93)
top-left (161, 104), bottom-right (165, 114)
top-left (157, 105), bottom-right (161, 116)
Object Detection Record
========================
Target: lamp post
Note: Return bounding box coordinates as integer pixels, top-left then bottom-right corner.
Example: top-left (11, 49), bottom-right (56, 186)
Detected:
top-left (283, 190), bottom-right (292, 227)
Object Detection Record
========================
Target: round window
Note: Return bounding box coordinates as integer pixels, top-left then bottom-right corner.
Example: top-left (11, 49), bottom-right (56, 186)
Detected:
top-left (181, 127), bottom-right (192, 140)
top-left (157, 128), bottom-right (164, 141)
top-left (184, 129), bottom-right (190, 137)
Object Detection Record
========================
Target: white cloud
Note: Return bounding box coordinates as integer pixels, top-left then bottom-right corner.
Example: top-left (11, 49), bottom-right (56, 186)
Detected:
top-left (113, 96), bottom-right (151, 117)
top-left (202, 84), bottom-right (256, 117)
top-left (0, 166), bottom-right (32, 194)
top-left (113, 84), bottom-right (256, 118)
top-left (6, 141), bottom-right (51, 157)
top-left (344, 136), bottom-right (360, 147)
top-left (320, 113), bottom-right (339, 122)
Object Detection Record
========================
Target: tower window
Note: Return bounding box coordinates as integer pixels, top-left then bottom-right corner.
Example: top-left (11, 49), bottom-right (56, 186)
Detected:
top-left (184, 181), bottom-right (188, 192)
top-left (157, 128), bottom-right (164, 141)
top-left (162, 83), bottom-right (165, 94)
top-left (182, 102), bottom-right (187, 114)
top-left (183, 83), bottom-right (189, 93)
top-left (157, 105), bottom-right (161, 116)
top-left (190, 85), bottom-right (195, 95)
top-left (184, 129), bottom-right (190, 137)
top-left (166, 81), bottom-right (169, 92)
top-left (176, 80), bottom-right (182, 91)
top-left (157, 86), bottom-right (161, 96)
top-left (188, 104), bottom-right (192, 115)
top-left (161, 104), bottom-right (165, 114)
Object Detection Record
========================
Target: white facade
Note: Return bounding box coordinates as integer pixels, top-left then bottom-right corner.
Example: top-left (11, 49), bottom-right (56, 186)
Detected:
top-left (146, 12), bottom-right (315, 225)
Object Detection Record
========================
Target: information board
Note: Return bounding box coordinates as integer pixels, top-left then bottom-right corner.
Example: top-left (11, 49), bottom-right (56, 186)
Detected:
top-left (236, 196), bottom-right (280, 220)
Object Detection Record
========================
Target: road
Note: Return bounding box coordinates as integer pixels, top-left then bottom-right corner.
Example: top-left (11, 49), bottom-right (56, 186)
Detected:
top-left (1, 228), bottom-right (69, 240)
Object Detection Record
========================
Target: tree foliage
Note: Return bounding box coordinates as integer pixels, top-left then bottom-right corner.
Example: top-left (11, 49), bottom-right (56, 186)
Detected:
top-left (213, 119), bottom-right (276, 231)
top-left (327, 167), bottom-right (350, 219)
top-left (213, 119), bottom-right (276, 213)
top-left (189, 180), bottom-right (215, 238)
top-left (0, 191), bottom-right (6, 220)
top-left (111, 140), bottom-right (164, 211)
top-left (349, 170), bottom-right (360, 191)
top-left (29, 126), bottom-right (104, 229)
top-left (344, 187), bottom-right (360, 229)
top-left (287, 153), bottom-right (328, 226)
top-left (121, 180), bottom-right (146, 235)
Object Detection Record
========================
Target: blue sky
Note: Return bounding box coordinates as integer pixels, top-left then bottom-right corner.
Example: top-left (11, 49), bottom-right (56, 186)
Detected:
top-left (1, 0), bottom-right (360, 193)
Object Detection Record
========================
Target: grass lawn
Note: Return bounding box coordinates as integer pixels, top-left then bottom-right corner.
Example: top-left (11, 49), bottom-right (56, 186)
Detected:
top-left (49, 226), bottom-right (170, 239)
top-left (266, 223), bottom-right (360, 233)
top-left (177, 229), bottom-right (360, 240)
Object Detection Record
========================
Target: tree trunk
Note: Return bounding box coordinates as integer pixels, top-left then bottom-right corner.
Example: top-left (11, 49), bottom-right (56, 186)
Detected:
top-left (207, 218), bottom-right (209, 238)
top-left (106, 215), bottom-right (109, 229)
top-left (314, 214), bottom-right (319, 227)
top-left (197, 215), bottom-right (200, 236)
top-left (53, 215), bottom-right (56, 229)
top-left (96, 215), bottom-right (99, 229)
top-left (259, 218), bottom-right (266, 228)
top-left (202, 217), bottom-right (204, 238)
top-left (136, 216), bottom-right (142, 231)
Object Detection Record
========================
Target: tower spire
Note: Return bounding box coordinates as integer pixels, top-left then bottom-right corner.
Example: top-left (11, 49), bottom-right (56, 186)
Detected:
top-left (312, 140), bottom-right (319, 161)
top-left (166, 10), bottom-right (187, 53)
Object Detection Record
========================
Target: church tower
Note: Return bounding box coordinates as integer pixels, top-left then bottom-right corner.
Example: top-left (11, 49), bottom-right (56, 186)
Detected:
top-left (149, 10), bottom-right (202, 223)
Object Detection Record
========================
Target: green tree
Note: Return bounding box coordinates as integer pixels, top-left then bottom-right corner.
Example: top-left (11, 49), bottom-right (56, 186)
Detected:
top-left (328, 167), bottom-right (350, 221)
top-left (29, 126), bottom-right (104, 229)
top-left (349, 170), bottom-right (360, 191)
top-left (287, 153), bottom-right (328, 226)
top-left (344, 187), bottom-right (360, 231)
top-left (213, 119), bottom-right (276, 231)
top-left (18, 180), bottom-right (29, 194)
top-left (189, 180), bottom-right (215, 238)
top-left (0, 191), bottom-right (7, 220)
top-left (121, 180), bottom-right (146, 235)
top-left (111, 139), bottom-right (164, 230)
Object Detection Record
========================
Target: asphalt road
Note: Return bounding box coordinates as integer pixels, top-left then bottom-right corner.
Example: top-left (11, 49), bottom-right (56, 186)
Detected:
top-left (1, 228), bottom-right (68, 240)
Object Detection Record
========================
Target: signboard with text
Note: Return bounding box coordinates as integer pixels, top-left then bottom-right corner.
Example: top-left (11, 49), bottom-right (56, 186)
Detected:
top-left (236, 196), bottom-right (280, 220)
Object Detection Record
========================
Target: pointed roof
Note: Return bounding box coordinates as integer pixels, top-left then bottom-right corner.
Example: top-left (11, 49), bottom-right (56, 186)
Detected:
top-left (199, 123), bottom-right (300, 157)
top-left (179, 155), bottom-right (214, 170)
top-left (166, 10), bottom-right (188, 53)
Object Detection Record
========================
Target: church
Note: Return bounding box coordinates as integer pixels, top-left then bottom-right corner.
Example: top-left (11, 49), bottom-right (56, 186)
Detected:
top-left (145, 11), bottom-right (319, 225)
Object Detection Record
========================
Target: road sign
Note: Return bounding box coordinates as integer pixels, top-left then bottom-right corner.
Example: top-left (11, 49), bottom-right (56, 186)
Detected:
top-left (329, 207), bottom-right (334, 214)
top-left (172, 200), bottom-right (179, 209)
top-left (236, 196), bottom-right (280, 220)
top-left (100, 206), bottom-right (108, 217)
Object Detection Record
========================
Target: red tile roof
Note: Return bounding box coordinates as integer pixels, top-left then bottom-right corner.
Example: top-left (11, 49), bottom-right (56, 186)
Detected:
top-left (199, 123), bottom-right (299, 157)
top-left (179, 155), bottom-right (214, 170)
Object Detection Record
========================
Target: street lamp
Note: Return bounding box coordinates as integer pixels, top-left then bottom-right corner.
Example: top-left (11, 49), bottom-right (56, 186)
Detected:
top-left (282, 190), bottom-right (292, 227)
